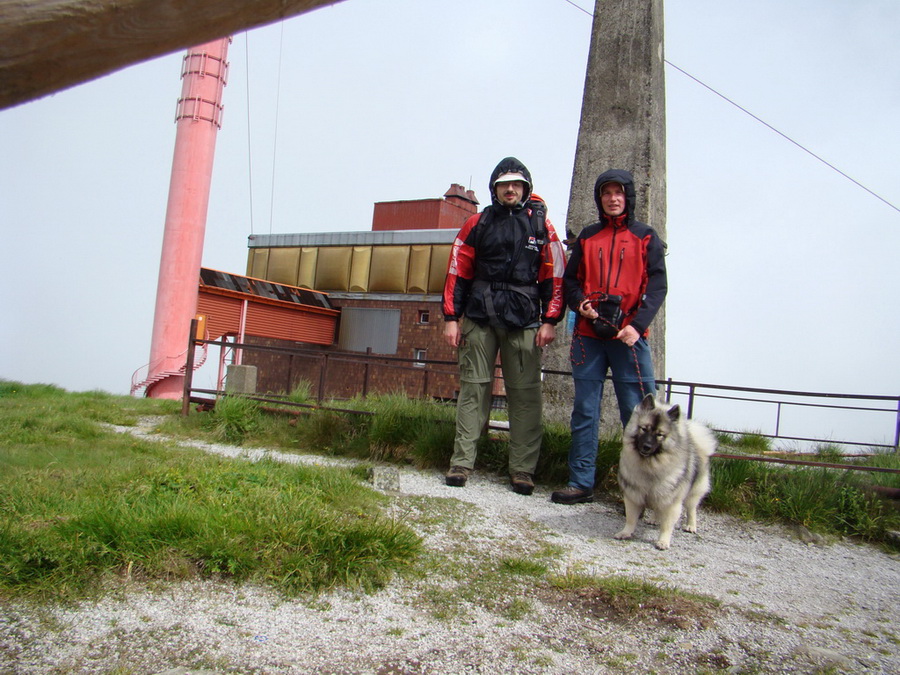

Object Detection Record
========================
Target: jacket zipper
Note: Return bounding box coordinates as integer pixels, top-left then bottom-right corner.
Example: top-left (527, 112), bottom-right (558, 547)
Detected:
top-left (503, 208), bottom-right (514, 278)
top-left (614, 247), bottom-right (625, 287)
top-left (605, 228), bottom-right (618, 289)
top-left (597, 246), bottom-right (604, 291)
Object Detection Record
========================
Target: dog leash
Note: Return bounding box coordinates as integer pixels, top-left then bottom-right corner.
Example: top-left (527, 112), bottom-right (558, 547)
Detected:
top-left (569, 319), bottom-right (646, 400)
top-left (570, 291), bottom-right (620, 367)
top-left (631, 342), bottom-right (647, 399)
top-left (570, 333), bottom-right (646, 397)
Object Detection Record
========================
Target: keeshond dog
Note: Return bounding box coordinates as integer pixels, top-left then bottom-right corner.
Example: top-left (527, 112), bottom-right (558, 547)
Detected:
top-left (614, 394), bottom-right (717, 550)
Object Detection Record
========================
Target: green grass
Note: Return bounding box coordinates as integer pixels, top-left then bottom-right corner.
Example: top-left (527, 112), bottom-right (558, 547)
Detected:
top-left (206, 394), bottom-right (262, 444)
top-left (709, 430), bottom-right (900, 545)
top-left (707, 445), bottom-right (900, 543)
top-left (3, 377), bottom-right (898, 606)
top-left (500, 555), bottom-right (549, 577)
top-left (0, 381), bottom-right (420, 600)
top-left (715, 430), bottom-right (771, 454)
top-left (169, 387), bottom-right (900, 550)
top-left (350, 393), bottom-right (458, 467)
top-left (407, 519), bottom-right (560, 623)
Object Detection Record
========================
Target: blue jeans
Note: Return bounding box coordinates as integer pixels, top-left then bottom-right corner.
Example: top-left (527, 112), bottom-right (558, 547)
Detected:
top-left (568, 334), bottom-right (656, 490)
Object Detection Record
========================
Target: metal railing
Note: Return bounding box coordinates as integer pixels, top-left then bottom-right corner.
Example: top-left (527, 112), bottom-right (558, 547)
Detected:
top-left (181, 323), bottom-right (899, 453)
top-left (659, 379), bottom-right (899, 452)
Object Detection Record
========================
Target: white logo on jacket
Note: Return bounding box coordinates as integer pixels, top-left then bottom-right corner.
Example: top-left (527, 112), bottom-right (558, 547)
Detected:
top-left (525, 236), bottom-right (543, 252)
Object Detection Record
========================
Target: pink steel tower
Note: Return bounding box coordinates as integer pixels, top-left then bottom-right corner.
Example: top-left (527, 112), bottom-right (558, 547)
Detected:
top-left (144, 38), bottom-right (230, 399)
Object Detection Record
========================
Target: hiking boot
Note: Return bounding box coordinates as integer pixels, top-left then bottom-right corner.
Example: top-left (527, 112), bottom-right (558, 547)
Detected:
top-left (550, 485), bottom-right (594, 504)
top-left (510, 472), bottom-right (535, 496)
top-left (445, 465), bottom-right (472, 487)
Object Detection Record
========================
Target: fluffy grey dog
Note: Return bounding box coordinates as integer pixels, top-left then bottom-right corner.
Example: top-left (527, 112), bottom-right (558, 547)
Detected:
top-left (614, 394), bottom-right (717, 550)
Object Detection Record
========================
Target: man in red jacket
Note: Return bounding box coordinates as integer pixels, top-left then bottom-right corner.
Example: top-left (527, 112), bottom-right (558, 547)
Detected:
top-left (442, 157), bottom-right (565, 495)
top-left (551, 169), bottom-right (667, 505)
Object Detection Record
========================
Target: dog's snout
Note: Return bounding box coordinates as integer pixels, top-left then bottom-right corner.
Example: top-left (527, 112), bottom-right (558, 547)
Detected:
top-left (637, 434), bottom-right (658, 456)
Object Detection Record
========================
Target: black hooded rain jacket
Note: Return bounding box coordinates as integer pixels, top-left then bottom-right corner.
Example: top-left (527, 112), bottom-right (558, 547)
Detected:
top-left (443, 157), bottom-right (565, 330)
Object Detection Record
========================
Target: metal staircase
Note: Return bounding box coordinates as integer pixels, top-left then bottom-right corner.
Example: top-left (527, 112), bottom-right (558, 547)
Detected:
top-left (130, 341), bottom-right (208, 397)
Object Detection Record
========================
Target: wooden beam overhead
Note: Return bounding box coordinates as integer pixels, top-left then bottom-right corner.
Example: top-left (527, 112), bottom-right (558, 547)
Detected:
top-left (0, 0), bottom-right (345, 110)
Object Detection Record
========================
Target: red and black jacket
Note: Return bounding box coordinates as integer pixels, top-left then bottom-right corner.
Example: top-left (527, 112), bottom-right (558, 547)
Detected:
top-left (443, 158), bottom-right (565, 330)
top-left (564, 169), bottom-right (667, 339)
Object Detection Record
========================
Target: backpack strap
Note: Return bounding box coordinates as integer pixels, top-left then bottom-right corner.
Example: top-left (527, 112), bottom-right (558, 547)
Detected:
top-left (503, 199), bottom-right (546, 284)
top-left (525, 198), bottom-right (547, 240)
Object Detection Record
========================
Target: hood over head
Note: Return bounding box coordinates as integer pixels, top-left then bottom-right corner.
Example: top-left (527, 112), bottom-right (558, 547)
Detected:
top-left (489, 157), bottom-right (533, 206)
top-left (593, 168), bottom-right (636, 224)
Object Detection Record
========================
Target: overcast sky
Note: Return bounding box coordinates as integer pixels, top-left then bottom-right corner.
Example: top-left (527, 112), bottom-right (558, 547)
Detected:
top-left (2, 0), bottom-right (898, 448)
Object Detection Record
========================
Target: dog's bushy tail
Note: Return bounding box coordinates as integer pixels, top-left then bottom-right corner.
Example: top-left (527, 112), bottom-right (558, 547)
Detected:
top-left (686, 420), bottom-right (717, 458)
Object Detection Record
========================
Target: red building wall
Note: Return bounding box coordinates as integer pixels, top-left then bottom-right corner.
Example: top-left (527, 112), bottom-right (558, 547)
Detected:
top-left (371, 183), bottom-right (478, 232)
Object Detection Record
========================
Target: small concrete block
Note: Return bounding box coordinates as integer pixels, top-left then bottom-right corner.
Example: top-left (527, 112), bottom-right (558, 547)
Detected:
top-left (225, 364), bottom-right (258, 394)
top-left (367, 466), bottom-right (400, 492)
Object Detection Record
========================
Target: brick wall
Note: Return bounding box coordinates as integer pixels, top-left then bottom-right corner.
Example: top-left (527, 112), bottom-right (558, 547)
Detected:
top-left (329, 297), bottom-right (460, 399)
top-left (241, 296), bottom-right (512, 401)
top-left (241, 297), bottom-right (461, 400)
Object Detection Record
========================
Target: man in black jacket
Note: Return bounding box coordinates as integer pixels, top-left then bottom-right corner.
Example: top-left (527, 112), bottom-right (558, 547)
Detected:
top-left (442, 157), bottom-right (566, 495)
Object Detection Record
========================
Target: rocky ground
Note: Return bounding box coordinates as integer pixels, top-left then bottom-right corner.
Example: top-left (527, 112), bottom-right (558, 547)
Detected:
top-left (1, 422), bottom-right (898, 674)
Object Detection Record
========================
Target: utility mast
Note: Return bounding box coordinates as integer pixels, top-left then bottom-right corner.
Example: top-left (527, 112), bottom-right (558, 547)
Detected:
top-left (142, 37), bottom-right (230, 399)
top-left (543, 0), bottom-right (666, 429)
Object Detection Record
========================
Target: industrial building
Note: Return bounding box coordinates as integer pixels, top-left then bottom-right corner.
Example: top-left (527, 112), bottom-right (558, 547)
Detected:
top-left (229, 184), bottom-right (489, 400)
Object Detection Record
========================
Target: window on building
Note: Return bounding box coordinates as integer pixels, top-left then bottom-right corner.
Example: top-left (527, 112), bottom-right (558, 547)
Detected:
top-left (413, 348), bottom-right (427, 368)
top-left (417, 310), bottom-right (430, 324)
top-left (338, 307), bottom-right (400, 354)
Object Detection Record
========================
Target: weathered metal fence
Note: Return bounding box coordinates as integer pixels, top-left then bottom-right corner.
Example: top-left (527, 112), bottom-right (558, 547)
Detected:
top-left (659, 379), bottom-right (900, 452)
top-left (183, 329), bottom-right (899, 453)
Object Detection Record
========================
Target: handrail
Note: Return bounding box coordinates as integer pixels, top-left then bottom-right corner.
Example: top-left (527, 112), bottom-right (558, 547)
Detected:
top-left (131, 340), bottom-right (208, 396)
top-left (185, 335), bottom-right (899, 452)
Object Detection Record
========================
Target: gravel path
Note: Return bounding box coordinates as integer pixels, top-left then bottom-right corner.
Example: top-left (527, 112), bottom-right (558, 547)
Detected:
top-left (2, 422), bottom-right (898, 674)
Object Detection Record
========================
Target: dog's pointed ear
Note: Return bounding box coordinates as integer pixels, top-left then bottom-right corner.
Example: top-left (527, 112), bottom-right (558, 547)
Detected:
top-left (667, 404), bottom-right (681, 423)
top-left (640, 393), bottom-right (656, 411)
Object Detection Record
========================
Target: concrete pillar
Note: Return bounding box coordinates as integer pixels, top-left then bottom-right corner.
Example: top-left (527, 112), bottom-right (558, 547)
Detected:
top-left (543, 0), bottom-right (667, 435)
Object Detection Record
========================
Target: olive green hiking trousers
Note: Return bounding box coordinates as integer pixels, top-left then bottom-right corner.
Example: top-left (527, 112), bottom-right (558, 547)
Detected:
top-left (449, 318), bottom-right (544, 475)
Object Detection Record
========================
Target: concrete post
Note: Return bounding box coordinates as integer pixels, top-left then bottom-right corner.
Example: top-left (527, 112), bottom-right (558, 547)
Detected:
top-left (225, 364), bottom-right (258, 395)
top-left (543, 0), bottom-right (667, 436)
